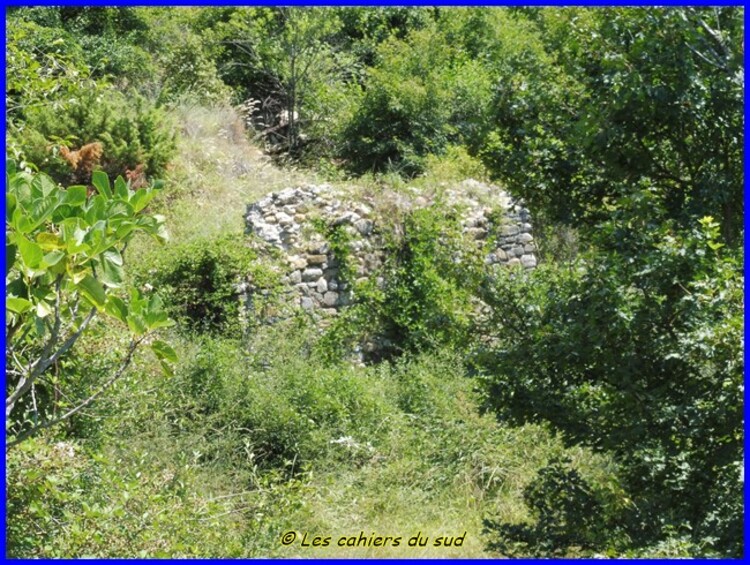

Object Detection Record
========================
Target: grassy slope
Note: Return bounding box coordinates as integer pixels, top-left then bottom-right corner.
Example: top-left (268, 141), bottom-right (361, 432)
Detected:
top-left (8, 105), bottom-right (612, 558)
top-left (132, 106), bottom-right (609, 558)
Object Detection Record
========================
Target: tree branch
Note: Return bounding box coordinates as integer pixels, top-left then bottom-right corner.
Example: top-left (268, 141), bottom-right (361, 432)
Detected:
top-left (6, 278), bottom-right (64, 417)
top-left (6, 337), bottom-right (144, 449)
top-left (5, 306), bottom-right (96, 419)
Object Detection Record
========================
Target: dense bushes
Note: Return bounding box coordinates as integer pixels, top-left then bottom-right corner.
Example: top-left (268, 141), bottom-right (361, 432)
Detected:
top-left (340, 19), bottom-right (496, 176)
top-left (476, 212), bottom-right (743, 555)
top-left (11, 90), bottom-right (176, 184)
top-left (166, 329), bottom-right (395, 471)
top-left (5, 436), bottom-right (248, 557)
top-left (469, 8), bottom-right (743, 557)
top-left (6, 7), bottom-right (217, 185)
top-left (482, 8), bottom-right (743, 244)
top-left (136, 236), bottom-right (274, 336)
top-left (320, 202), bottom-right (485, 361)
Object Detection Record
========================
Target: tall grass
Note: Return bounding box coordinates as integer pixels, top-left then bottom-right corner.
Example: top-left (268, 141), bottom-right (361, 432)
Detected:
top-left (7, 105), bottom-right (619, 558)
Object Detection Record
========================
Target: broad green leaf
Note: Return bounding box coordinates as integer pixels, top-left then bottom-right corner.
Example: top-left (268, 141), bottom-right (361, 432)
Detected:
top-left (6, 296), bottom-right (32, 314)
top-left (42, 250), bottom-right (65, 267)
top-left (151, 340), bottom-right (177, 363)
top-left (126, 312), bottom-right (147, 335)
top-left (104, 295), bottom-right (128, 323)
top-left (59, 217), bottom-right (86, 242)
top-left (148, 293), bottom-right (163, 312)
top-left (78, 274), bottom-right (107, 307)
top-left (145, 313), bottom-right (174, 331)
top-left (106, 199), bottom-right (134, 219)
top-left (155, 216), bottom-right (169, 242)
top-left (12, 205), bottom-right (32, 234)
top-left (16, 234), bottom-right (43, 268)
top-left (6, 192), bottom-right (16, 221)
top-left (31, 173), bottom-right (56, 198)
top-left (159, 359), bottom-right (175, 377)
top-left (85, 194), bottom-right (106, 224)
top-left (130, 188), bottom-right (156, 213)
top-left (144, 294), bottom-right (174, 330)
top-left (36, 232), bottom-right (64, 250)
top-left (114, 176), bottom-right (129, 199)
top-left (36, 300), bottom-right (53, 318)
top-left (99, 249), bottom-right (124, 287)
top-left (113, 220), bottom-right (137, 240)
top-left (67, 264), bottom-right (91, 284)
top-left (91, 171), bottom-right (112, 198)
top-left (128, 287), bottom-right (148, 315)
top-left (63, 185), bottom-right (88, 206)
top-left (85, 221), bottom-right (109, 256)
top-left (28, 195), bottom-right (60, 231)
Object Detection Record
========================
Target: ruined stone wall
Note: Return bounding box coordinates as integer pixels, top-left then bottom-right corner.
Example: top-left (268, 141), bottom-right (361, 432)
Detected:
top-left (244, 180), bottom-right (536, 320)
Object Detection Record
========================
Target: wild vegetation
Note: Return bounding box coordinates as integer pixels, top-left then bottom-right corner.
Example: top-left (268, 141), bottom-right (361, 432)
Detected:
top-left (5, 7), bottom-right (743, 558)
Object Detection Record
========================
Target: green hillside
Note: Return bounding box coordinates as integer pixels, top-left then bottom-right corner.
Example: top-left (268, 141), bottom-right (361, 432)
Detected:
top-left (5, 7), bottom-right (743, 558)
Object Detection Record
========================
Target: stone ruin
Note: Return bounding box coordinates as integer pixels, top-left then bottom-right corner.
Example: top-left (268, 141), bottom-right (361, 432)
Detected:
top-left (243, 180), bottom-right (537, 323)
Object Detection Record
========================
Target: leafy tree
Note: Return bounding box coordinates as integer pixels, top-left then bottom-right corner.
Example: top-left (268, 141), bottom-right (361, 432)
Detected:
top-left (341, 26), bottom-right (475, 175)
top-left (5, 19), bottom-right (97, 125)
top-left (5, 164), bottom-right (176, 447)
top-left (482, 7), bottom-right (743, 244)
top-left (477, 200), bottom-right (743, 555)
top-left (217, 8), bottom-right (350, 153)
top-left (340, 9), bottom-right (541, 176)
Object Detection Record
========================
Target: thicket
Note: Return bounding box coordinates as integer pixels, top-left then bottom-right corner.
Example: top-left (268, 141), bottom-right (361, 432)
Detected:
top-left (471, 8), bottom-right (744, 557)
top-left (133, 236), bottom-right (274, 336)
top-left (319, 202), bottom-right (486, 362)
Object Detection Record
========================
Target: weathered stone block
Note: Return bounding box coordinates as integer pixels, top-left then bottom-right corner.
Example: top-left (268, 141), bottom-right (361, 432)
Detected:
top-left (354, 218), bottom-right (374, 236)
top-left (288, 255), bottom-right (307, 270)
top-left (521, 254), bottom-right (537, 268)
top-left (276, 212), bottom-right (293, 226)
top-left (307, 254), bottom-right (327, 265)
top-left (302, 268), bottom-right (323, 281)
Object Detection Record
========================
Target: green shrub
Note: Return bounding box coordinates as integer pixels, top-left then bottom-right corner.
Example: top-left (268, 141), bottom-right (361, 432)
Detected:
top-left (139, 235), bottom-right (272, 336)
top-left (476, 212), bottom-right (744, 556)
top-left (320, 202), bottom-right (485, 361)
top-left (483, 458), bottom-right (616, 557)
top-left (10, 89), bottom-right (176, 184)
top-left (422, 145), bottom-right (489, 183)
top-left (5, 437), bottom-right (247, 557)
top-left (78, 34), bottom-right (158, 86)
top-left (156, 32), bottom-right (232, 105)
top-left (338, 14), bottom-right (499, 176)
top-left (5, 19), bottom-right (95, 126)
top-left (168, 330), bottom-right (396, 472)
